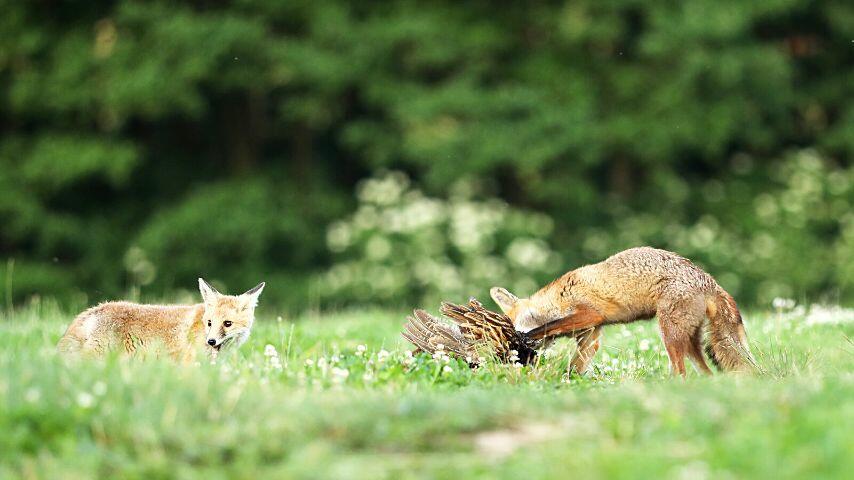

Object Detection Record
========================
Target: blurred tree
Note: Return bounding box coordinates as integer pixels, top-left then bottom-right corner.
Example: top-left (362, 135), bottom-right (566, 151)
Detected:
top-left (0, 0), bottom-right (851, 307)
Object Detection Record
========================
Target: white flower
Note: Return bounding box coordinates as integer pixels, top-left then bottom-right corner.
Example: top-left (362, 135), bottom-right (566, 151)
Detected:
top-left (355, 344), bottom-right (367, 356)
top-left (362, 372), bottom-right (374, 382)
top-left (508, 349), bottom-right (520, 363)
top-left (270, 357), bottom-right (283, 370)
top-left (404, 350), bottom-right (413, 358)
top-left (76, 392), bottom-right (95, 408)
top-left (317, 357), bottom-right (328, 369)
top-left (330, 354), bottom-right (340, 363)
top-left (442, 365), bottom-right (453, 374)
top-left (305, 358), bottom-right (315, 367)
top-left (264, 344), bottom-right (278, 357)
top-left (331, 367), bottom-right (350, 384)
top-left (435, 343), bottom-right (445, 351)
top-left (377, 349), bottom-right (390, 362)
top-left (772, 297), bottom-right (796, 310)
top-left (639, 339), bottom-right (650, 351)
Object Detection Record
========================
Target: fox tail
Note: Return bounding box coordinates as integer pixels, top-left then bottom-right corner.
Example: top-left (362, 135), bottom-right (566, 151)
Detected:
top-left (705, 286), bottom-right (756, 372)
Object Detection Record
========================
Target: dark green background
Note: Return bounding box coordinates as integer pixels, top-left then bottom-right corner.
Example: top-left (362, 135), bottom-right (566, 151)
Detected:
top-left (1, 0), bottom-right (851, 308)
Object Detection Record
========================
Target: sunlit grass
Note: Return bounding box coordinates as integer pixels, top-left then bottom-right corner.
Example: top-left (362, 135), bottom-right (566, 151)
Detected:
top-left (1, 301), bottom-right (852, 478)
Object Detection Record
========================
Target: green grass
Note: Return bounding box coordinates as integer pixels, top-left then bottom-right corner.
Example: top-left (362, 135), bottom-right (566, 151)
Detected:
top-left (1, 301), bottom-right (852, 479)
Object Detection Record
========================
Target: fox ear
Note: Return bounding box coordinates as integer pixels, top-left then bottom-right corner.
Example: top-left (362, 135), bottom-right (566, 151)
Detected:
top-left (240, 282), bottom-right (265, 309)
top-left (198, 278), bottom-right (220, 305)
top-left (490, 287), bottom-right (518, 314)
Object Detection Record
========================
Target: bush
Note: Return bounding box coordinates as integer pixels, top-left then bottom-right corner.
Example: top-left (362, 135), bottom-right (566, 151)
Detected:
top-left (318, 172), bottom-right (562, 307)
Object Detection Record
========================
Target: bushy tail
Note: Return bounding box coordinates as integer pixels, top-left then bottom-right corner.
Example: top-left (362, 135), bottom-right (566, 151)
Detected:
top-left (705, 286), bottom-right (756, 372)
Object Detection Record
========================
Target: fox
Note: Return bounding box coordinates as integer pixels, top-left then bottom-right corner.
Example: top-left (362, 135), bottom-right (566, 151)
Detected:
top-left (490, 247), bottom-right (754, 376)
top-left (57, 279), bottom-right (265, 362)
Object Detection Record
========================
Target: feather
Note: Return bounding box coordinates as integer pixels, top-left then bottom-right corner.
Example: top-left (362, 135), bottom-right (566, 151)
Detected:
top-left (401, 298), bottom-right (542, 367)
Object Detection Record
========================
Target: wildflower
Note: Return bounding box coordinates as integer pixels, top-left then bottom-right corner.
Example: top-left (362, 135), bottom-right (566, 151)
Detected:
top-left (305, 358), bottom-right (315, 367)
top-left (331, 367), bottom-right (350, 384)
top-left (362, 372), bottom-right (374, 382)
top-left (377, 349), bottom-right (390, 362)
top-left (435, 343), bottom-right (444, 351)
top-left (264, 344), bottom-right (278, 357)
top-left (639, 339), bottom-right (650, 351)
top-left (270, 356), bottom-right (282, 370)
top-left (330, 354), bottom-right (341, 363)
top-left (772, 297), bottom-right (796, 310)
top-left (404, 350), bottom-right (413, 358)
top-left (442, 365), bottom-right (453, 374)
top-left (317, 357), bottom-right (328, 369)
top-left (77, 392), bottom-right (95, 408)
top-left (508, 349), bottom-right (520, 363)
top-left (513, 362), bottom-right (523, 368)
top-left (355, 344), bottom-right (367, 356)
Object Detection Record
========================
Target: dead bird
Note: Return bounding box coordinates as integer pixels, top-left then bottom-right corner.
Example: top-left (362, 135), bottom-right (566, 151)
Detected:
top-left (402, 298), bottom-right (541, 366)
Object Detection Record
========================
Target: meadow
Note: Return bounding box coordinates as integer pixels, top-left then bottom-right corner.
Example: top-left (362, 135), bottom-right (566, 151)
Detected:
top-left (1, 301), bottom-right (852, 479)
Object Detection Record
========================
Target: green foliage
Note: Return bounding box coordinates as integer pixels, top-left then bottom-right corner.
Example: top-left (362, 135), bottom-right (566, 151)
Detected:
top-left (0, 0), bottom-right (852, 307)
top-left (318, 171), bottom-right (561, 307)
top-left (0, 304), bottom-right (852, 477)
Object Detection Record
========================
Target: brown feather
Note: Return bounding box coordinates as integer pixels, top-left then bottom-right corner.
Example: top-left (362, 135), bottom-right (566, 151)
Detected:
top-left (401, 298), bottom-right (541, 367)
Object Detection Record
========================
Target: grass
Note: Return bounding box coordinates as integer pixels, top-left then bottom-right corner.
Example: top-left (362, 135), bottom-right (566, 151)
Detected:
top-left (1, 301), bottom-right (852, 479)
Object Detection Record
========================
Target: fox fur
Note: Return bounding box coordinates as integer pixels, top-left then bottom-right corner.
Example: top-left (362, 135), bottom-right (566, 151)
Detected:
top-left (57, 279), bottom-right (264, 362)
top-left (491, 247), bottom-right (754, 376)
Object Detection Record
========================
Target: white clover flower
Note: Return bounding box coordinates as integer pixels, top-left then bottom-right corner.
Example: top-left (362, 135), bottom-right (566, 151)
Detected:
top-left (317, 357), bottom-right (328, 369)
top-left (442, 365), bottom-right (453, 374)
top-left (264, 344), bottom-right (278, 357)
top-left (76, 392), bottom-right (95, 408)
top-left (772, 298), bottom-right (797, 310)
top-left (377, 349), bottom-right (390, 362)
top-left (639, 339), bottom-right (650, 351)
top-left (404, 350), bottom-right (413, 358)
top-left (330, 354), bottom-right (340, 363)
top-left (331, 367), bottom-right (350, 384)
top-left (508, 349), bottom-right (520, 363)
top-left (305, 358), bottom-right (315, 367)
top-left (403, 356), bottom-right (414, 366)
top-left (270, 357), bottom-right (283, 370)
top-left (355, 344), bottom-right (367, 356)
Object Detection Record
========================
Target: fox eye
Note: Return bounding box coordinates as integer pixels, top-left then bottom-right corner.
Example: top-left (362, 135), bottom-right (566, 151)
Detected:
top-left (223, 321), bottom-right (232, 328)
top-left (207, 320), bottom-right (212, 327)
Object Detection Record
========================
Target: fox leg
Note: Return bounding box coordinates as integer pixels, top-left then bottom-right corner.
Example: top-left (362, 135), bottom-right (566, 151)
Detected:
top-left (687, 326), bottom-right (712, 374)
top-left (657, 293), bottom-right (706, 377)
top-left (570, 327), bottom-right (602, 374)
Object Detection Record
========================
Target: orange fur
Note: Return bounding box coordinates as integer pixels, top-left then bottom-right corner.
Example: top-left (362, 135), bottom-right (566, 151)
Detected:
top-left (57, 279), bottom-right (265, 362)
top-left (492, 247), bottom-right (754, 376)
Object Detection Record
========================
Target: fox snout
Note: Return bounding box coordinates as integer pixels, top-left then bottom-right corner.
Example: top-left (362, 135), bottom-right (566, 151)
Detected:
top-left (207, 338), bottom-right (217, 346)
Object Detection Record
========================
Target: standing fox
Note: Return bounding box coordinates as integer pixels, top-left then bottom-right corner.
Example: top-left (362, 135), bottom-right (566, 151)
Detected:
top-left (490, 247), bottom-right (754, 376)
top-left (57, 279), bottom-right (265, 362)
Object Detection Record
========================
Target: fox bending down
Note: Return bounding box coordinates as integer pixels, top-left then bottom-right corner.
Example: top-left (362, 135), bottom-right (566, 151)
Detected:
top-left (58, 279), bottom-right (264, 362)
top-left (491, 247), bottom-right (753, 376)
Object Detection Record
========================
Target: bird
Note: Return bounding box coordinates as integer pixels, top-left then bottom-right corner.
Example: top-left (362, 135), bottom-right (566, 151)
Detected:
top-left (401, 298), bottom-right (542, 366)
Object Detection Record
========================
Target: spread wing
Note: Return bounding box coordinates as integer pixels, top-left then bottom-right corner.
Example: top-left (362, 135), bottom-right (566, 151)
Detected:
top-left (402, 298), bottom-right (542, 366)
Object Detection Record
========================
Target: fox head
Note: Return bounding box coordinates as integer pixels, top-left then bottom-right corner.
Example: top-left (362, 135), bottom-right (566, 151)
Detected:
top-left (198, 278), bottom-right (265, 352)
top-left (490, 287), bottom-right (540, 332)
